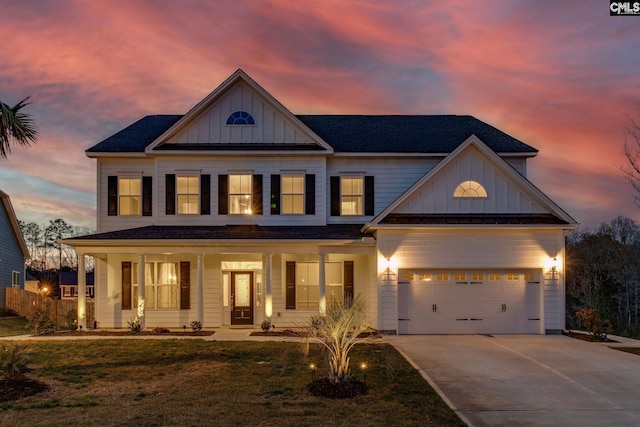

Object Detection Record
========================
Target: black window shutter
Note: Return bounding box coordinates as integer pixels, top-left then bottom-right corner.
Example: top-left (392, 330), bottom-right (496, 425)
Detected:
top-left (330, 176), bottom-right (340, 216)
top-left (122, 262), bottom-right (132, 310)
top-left (218, 175), bottom-right (229, 215)
top-left (252, 174), bottom-right (263, 215)
top-left (270, 174), bottom-right (280, 215)
top-left (165, 174), bottom-right (176, 215)
top-left (200, 174), bottom-right (210, 215)
top-left (180, 261), bottom-right (190, 310)
top-left (305, 174), bottom-right (315, 215)
top-left (344, 261), bottom-right (354, 307)
top-left (365, 176), bottom-right (375, 216)
top-left (142, 176), bottom-right (152, 216)
top-left (108, 176), bottom-right (118, 216)
top-left (286, 261), bottom-right (296, 309)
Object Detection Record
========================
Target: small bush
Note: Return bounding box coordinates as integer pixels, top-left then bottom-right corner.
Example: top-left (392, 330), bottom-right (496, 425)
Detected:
top-left (64, 309), bottom-right (77, 331)
top-left (575, 308), bottom-right (613, 340)
top-left (261, 320), bottom-right (272, 332)
top-left (127, 315), bottom-right (143, 333)
top-left (0, 343), bottom-right (30, 379)
top-left (26, 303), bottom-right (56, 336)
top-left (190, 320), bottom-right (202, 332)
top-left (152, 327), bottom-right (170, 334)
top-left (0, 308), bottom-right (18, 317)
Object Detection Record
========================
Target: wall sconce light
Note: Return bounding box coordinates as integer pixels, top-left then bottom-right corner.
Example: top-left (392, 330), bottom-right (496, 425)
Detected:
top-left (309, 363), bottom-right (316, 382)
top-left (382, 257), bottom-right (397, 281)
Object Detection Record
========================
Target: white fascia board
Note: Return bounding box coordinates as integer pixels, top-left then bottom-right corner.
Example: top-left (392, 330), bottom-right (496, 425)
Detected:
top-left (86, 152), bottom-right (148, 159)
top-left (366, 223), bottom-right (576, 231)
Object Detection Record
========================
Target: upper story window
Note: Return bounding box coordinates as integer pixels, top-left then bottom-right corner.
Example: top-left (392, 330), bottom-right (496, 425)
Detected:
top-left (282, 175), bottom-right (305, 214)
top-left (230, 174), bottom-right (253, 214)
top-left (454, 180), bottom-right (487, 198)
top-left (119, 177), bottom-right (141, 215)
top-left (177, 176), bottom-right (199, 214)
top-left (330, 175), bottom-right (374, 217)
top-left (226, 111), bottom-right (255, 125)
top-left (340, 177), bottom-right (363, 215)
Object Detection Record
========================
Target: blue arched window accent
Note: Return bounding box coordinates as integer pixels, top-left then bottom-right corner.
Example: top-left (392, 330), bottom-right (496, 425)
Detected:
top-left (226, 111), bottom-right (255, 125)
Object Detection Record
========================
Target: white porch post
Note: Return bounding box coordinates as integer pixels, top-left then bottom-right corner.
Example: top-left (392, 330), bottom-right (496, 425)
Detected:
top-left (197, 254), bottom-right (204, 325)
top-left (77, 254), bottom-right (87, 330)
top-left (264, 253), bottom-right (272, 320)
top-left (318, 253), bottom-right (326, 314)
top-left (137, 254), bottom-right (146, 330)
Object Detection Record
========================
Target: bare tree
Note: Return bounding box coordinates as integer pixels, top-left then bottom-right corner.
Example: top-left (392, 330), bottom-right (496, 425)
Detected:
top-left (622, 117), bottom-right (640, 206)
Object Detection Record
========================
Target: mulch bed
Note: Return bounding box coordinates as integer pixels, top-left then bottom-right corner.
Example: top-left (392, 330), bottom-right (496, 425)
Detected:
top-left (308, 377), bottom-right (368, 398)
top-left (0, 374), bottom-right (49, 403)
top-left (563, 330), bottom-right (618, 343)
top-left (51, 330), bottom-right (215, 337)
top-left (250, 329), bottom-right (381, 338)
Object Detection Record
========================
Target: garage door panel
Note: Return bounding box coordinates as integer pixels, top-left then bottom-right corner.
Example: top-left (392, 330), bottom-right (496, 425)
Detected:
top-left (397, 270), bottom-right (541, 334)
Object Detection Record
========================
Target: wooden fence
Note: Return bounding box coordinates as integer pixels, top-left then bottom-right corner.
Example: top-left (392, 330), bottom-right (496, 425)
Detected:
top-left (5, 287), bottom-right (95, 329)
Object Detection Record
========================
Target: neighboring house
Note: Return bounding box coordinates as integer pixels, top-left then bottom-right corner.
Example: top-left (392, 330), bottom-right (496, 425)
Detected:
top-left (24, 272), bottom-right (39, 293)
top-left (63, 69), bottom-right (577, 334)
top-left (0, 189), bottom-right (29, 307)
top-left (60, 271), bottom-right (95, 299)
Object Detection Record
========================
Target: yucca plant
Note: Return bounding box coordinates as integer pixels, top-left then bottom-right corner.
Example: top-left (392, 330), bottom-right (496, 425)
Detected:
top-left (302, 295), bottom-right (369, 384)
top-left (0, 343), bottom-right (30, 379)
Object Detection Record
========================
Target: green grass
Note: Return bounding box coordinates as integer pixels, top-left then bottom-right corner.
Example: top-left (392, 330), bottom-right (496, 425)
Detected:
top-left (0, 317), bottom-right (28, 337)
top-left (0, 339), bottom-right (465, 426)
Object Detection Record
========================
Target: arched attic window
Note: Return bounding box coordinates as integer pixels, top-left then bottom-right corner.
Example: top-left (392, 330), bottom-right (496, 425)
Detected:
top-left (453, 180), bottom-right (487, 198)
top-left (226, 111), bottom-right (255, 125)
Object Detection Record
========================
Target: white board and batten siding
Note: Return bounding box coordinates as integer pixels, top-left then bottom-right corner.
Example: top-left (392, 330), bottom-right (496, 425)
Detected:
top-left (169, 82), bottom-right (318, 146)
top-left (395, 145), bottom-right (546, 215)
top-left (376, 228), bottom-right (566, 334)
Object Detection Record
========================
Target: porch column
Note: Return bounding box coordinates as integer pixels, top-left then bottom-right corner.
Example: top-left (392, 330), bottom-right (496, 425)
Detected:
top-left (264, 253), bottom-right (272, 320)
top-left (77, 254), bottom-right (86, 330)
top-left (137, 254), bottom-right (146, 330)
top-left (318, 253), bottom-right (326, 314)
top-left (197, 254), bottom-right (204, 325)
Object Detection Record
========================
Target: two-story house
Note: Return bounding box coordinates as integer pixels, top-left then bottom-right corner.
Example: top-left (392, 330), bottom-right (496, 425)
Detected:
top-left (0, 189), bottom-right (29, 307)
top-left (64, 69), bottom-right (577, 334)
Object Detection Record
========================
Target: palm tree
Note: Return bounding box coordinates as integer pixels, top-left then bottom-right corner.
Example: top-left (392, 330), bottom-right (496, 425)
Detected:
top-left (0, 97), bottom-right (38, 159)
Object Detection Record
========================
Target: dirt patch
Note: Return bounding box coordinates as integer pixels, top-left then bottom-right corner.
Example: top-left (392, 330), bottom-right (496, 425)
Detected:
top-left (563, 330), bottom-right (618, 343)
top-left (308, 377), bottom-right (368, 398)
top-left (0, 375), bottom-right (49, 403)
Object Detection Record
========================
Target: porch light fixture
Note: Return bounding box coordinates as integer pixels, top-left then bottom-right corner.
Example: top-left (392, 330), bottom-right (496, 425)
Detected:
top-left (382, 257), bottom-right (397, 282)
top-left (309, 363), bottom-right (316, 382)
top-left (361, 362), bottom-right (367, 384)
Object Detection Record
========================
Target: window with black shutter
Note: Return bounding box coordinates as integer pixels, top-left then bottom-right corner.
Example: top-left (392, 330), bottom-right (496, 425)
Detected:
top-left (286, 261), bottom-right (296, 309)
top-left (180, 261), bottom-right (190, 309)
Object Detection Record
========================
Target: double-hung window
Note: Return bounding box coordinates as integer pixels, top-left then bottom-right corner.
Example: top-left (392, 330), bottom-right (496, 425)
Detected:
top-left (177, 176), bottom-right (199, 214)
top-left (282, 175), bottom-right (305, 214)
top-left (11, 271), bottom-right (20, 288)
top-left (340, 177), bottom-right (363, 215)
top-left (119, 177), bottom-right (141, 215)
top-left (229, 174), bottom-right (253, 214)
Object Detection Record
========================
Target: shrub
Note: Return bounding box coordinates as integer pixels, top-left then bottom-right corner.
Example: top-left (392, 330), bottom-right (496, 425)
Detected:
top-left (127, 315), bottom-right (143, 333)
top-left (26, 302), bottom-right (56, 336)
top-left (301, 295), bottom-right (369, 384)
top-left (0, 307), bottom-right (17, 317)
top-left (575, 308), bottom-right (613, 340)
top-left (190, 320), bottom-right (202, 332)
top-left (0, 343), bottom-right (30, 379)
top-left (64, 309), bottom-right (77, 331)
top-left (152, 327), bottom-right (170, 334)
top-left (261, 319), bottom-right (273, 332)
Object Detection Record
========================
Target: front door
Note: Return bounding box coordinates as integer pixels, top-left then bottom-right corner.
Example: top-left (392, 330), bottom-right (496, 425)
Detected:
top-left (231, 272), bottom-right (254, 325)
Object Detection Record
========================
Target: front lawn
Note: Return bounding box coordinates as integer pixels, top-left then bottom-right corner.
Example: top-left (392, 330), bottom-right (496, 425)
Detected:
top-left (0, 316), bottom-right (28, 337)
top-left (0, 339), bottom-right (464, 426)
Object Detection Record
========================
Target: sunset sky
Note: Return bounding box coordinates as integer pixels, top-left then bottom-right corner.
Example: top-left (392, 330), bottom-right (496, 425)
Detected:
top-left (1, 0), bottom-right (639, 231)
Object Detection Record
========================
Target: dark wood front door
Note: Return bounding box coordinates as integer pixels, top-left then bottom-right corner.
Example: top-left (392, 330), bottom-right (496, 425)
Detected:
top-left (231, 272), bottom-right (253, 325)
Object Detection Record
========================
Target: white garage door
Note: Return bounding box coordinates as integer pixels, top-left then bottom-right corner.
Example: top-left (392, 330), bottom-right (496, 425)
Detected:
top-left (397, 270), bottom-right (541, 334)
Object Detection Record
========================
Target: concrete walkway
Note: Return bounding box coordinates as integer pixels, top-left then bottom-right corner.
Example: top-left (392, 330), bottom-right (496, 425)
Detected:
top-left (385, 334), bottom-right (640, 427)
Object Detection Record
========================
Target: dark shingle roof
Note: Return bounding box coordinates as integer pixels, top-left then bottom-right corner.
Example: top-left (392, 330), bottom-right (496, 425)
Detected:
top-left (66, 224), bottom-right (370, 241)
top-left (86, 115), bottom-right (537, 154)
top-left (296, 115), bottom-right (537, 153)
top-left (86, 115), bottom-right (182, 153)
top-left (379, 213), bottom-right (568, 225)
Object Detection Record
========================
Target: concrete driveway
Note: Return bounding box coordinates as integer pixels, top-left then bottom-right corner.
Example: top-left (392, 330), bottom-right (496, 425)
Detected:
top-left (386, 334), bottom-right (640, 427)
